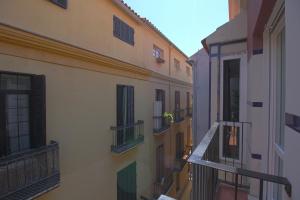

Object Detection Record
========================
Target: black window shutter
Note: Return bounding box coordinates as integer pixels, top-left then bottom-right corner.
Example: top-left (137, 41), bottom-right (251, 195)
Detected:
top-left (0, 95), bottom-right (7, 157)
top-left (117, 85), bottom-right (124, 127)
top-left (30, 75), bottom-right (46, 148)
top-left (127, 86), bottom-right (134, 126)
top-left (51, 0), bottom-right (67, 9)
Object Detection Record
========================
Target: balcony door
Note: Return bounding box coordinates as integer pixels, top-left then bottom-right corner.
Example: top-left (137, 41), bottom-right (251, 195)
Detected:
top-left (117, 162), bottom-right (137, 200)
top-left (154, 89), bottom-right (165, 130)
top-left (117, 85), bottom-right (134, 146)
top-left (156, 144), bottom-right (165, 182)
top-left (220, 54), bottom-right (247, 163)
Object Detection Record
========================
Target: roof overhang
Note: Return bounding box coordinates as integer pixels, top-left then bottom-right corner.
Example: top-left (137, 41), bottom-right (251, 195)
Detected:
top-left (112, 0), bottom-right (143, 24)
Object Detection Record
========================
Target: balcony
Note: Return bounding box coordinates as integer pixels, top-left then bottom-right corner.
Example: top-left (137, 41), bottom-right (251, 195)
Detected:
top-left (110, 120), bottom-right (144, 154)
top-left (174, 109), bottom-right (185, 123)
top-left (153, 170), bottom-right (173, 199)
top-left (156, 57), bottom-right (165, 64)
top-left (186, 107), bottom-right (192, 117)
top-left (188, 122), bottom-right (292, 200)
top-left (153, 116), bottom-right (170, 135)
top-left (0, 141), bottom-right (60, 200)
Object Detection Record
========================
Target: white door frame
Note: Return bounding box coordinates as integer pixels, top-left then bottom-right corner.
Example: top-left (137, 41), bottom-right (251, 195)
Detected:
top-left (268, 12), bottom-right (286, 200)
top-left (219, 53), bottom-right (248, 164)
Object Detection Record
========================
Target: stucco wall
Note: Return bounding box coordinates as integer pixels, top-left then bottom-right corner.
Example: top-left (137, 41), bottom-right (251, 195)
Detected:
top-left (0, 39), bottom-right (192, 199)
top-left (190, 49), bottom-right (210, 145)
top-left (0, 0), bottom-right (191, 84)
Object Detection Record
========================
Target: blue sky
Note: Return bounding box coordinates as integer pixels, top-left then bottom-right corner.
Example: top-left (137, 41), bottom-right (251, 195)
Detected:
top-left (123, 0), bottom-right (229, 57)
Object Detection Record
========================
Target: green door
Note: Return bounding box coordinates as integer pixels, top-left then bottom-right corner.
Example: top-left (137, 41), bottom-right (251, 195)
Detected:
top-left (117, 162), bottom-right (137, 200)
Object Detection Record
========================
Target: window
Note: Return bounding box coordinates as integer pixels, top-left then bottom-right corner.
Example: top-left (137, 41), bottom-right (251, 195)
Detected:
top-left (153, 45), bottom-right (164, 63)
top-left (0, 72), bottom-right (46, 157)
top-left (154, 89), bottom-right (166, 129)
top-left (156, 144), bottom-right (164, 181)
top-left (117, 162), bottom-right (137, 200)
top-left (113, 16), bottom-right (135, 46)
top-left (50, 0), bottom-right (67, 9)
top-left (223, 59), bottom-right (240, 122)
top-left (174, 58), bottom-right (180, 70)
top-left (116, 85), bottom-right (134, 146)
top-left (186, 66), bottom-right (191, 76)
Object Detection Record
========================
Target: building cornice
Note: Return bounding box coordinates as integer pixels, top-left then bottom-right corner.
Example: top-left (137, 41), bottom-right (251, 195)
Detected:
top-left (0, 23), bottom-right (192, 87)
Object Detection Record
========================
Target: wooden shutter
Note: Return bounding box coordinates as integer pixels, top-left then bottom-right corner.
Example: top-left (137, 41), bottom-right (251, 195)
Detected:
top-left (0, 95), bottom-right (7, 157)
top-left (113, 16), bottom-right (134, 46)
top-left (51, 0), bottom-right (67, 9)
top-left (117, 85), bottom-right (125, 146)
top-left (30, 75), bottom-right (46, 148)
top-left (117, 85), bottom-right (124, 127)
top-left (126, 86), bottom-right (134, 141)
top-left (113, 16), bottom-right (121, 37)
top-left (127, 86), bottom-right (134, 126)
top-left (117, 162), bottom-right (137, 200)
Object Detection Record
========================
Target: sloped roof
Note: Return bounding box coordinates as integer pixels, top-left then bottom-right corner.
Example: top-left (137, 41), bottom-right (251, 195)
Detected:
top-left (113, 0), bottom-right (189, 59)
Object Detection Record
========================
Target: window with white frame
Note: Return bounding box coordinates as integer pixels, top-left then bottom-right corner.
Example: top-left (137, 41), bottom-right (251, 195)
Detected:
top-left (153, 45), bottom-right (164, 59)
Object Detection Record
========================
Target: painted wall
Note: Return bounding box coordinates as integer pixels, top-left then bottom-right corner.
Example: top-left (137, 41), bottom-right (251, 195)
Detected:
top-left (0, 0), bottom-right (191, 83)
top-left (190, 49), bottom-right (210, 145)
top-left (0, 39), bottom-right (192, 199)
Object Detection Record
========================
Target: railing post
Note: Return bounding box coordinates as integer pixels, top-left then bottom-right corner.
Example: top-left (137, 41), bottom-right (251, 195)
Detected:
top-left (235, 173), bottom-right (238, 200)
top-left (259, 179), bottom-right (263, 200)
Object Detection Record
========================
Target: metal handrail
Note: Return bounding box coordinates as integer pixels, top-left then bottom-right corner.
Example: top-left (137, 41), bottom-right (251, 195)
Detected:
top-left (0, 141), bottom-right (58, 165)
top-left (0, 141), bottom-right (60, 199)
top-left (188, 122), bottom-right (292, 200)
top-left (110, 120), bottom-right (144, 131)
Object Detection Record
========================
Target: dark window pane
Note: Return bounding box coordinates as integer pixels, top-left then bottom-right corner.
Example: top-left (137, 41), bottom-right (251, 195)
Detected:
top-left (18, 76), bottom-right (31, 90)
top-left (6, 95), bottom-right (17, 108)
top-left (7, 108), bottom-right (18, 123)
top-left (19, 135), bottom-right (30, 150)
top-left (1, 74), bottom-right (18, 90)
top-left (223, 59), bottom-right (240, 122)
top-left (9, 137), bottom-right (19, 153)
top-left (7, 123), bottom-right (18, 137)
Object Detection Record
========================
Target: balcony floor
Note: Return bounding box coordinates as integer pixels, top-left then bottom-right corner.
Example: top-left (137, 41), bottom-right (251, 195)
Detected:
top-left (216, 183), bottom-right (248, 200)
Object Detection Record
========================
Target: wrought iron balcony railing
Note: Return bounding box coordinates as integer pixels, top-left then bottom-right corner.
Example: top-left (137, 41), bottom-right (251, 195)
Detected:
top-left (188, 122), bottom-right (292, 200)
top-left (0, 141), bottom-right (60, 200)
top-left (186, 107), bottom-right (192, 117)
top-left (174, 109), bottom-right (185, 123)
top-left (111, 120), bottom-right (144, 153)
top-left (153, 116), bottom-right (170, 134)
top-left (153, 170), bottom-right (173, 199)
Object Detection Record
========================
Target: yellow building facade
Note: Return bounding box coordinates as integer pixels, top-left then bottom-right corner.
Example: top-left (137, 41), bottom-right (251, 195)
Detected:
top-left (0, 0), bottom-right (192, 200)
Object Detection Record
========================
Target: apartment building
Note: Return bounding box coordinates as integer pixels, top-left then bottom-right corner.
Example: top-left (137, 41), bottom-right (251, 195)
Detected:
top-left (0, 0), bottom-right (192, 200)
top-left (185, 0), bottom-right (300, 200)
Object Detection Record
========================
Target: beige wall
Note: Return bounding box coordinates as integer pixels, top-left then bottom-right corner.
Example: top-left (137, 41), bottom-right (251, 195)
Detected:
top-left (0, 0), bottom-right (192, 83)
top-left (0, 40), bottom-right (192, 199)
top-left (0, 0), bottom-right (192, 199)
